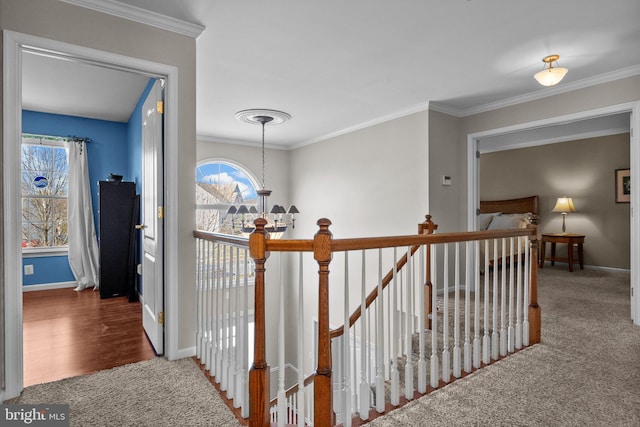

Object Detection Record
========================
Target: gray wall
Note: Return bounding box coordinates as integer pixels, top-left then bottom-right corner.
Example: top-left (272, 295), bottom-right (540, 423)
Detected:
top-left (1, 0), bottom-right (197, 367)
top-left (481, 133), bottom-right (630, 269)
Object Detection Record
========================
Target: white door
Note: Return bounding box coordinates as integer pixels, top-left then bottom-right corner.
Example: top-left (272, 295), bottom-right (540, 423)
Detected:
top-left (141, 79), bottom-right (164, 354)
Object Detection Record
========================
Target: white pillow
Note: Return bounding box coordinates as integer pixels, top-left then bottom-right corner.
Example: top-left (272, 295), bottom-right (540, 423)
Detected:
top-left (478, 212), bottom-right (500, 230)
top-left (487, 213), bottom-right (530, 230)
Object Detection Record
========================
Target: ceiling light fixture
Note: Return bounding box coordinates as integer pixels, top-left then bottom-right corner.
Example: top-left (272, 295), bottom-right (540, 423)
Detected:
top-left (228, 109), bottom-right (299, 238)
top-left (533, 54), bottom-right (568, 87)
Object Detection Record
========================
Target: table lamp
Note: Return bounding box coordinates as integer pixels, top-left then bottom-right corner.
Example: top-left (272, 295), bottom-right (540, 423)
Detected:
top-left (552, 196), bottom-right (576, 233)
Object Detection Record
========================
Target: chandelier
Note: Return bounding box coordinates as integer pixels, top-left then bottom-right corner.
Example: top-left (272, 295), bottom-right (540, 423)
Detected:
top-left (227, 109), bottom-right (299, 238)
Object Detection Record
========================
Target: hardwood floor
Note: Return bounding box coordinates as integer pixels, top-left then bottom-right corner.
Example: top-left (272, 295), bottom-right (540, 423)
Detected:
top-left (23, 288), bottom-right (157, 387)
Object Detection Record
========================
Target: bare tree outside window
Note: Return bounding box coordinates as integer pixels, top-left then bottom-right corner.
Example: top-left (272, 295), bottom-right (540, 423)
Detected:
top-left (196, 161), bottom-right (258, 235)
top-left (21, 142), bottom-right (69, 248)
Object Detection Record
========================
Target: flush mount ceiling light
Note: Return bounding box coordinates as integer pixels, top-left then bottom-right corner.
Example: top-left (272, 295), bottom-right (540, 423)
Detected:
top-left (533, 54), bottom-right (568, 87)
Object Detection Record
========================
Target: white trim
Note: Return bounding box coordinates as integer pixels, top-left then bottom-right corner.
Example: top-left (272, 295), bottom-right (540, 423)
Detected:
top-left (22, 281), bottom-right (77, 292)
top-left (479, 127), bottom-right (630, 154)
top-left (196, 134), bottom-right (290, 151)
top-left (176, 346), bottom-right (197, 359)
top-left (22, 247), bottom-right (69, 258)
top-left (2, 30), bottom-right (180, 400)
top-left (59, 0), bottom-right (205, 38)
top-left (293, 101), bottom-right (431, 149)
top-left (539, 263), bottom-right (631, 273)
top-left (2, 30), bottom-right (24, 402)
top-left (467, 101), bottom-right (640, 327)
top-left (434, 64), bottom-right (640, 118)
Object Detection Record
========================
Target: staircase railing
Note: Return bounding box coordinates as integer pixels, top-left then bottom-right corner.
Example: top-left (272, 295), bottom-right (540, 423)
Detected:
top-left (194, 215), bottom-right (540, 427)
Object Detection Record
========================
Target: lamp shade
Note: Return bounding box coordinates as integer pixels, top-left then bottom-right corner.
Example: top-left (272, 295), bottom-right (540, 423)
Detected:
top-left (534, 67), bottom-right (568, 87)
top-left (552, 197), bottom-right (576, 213)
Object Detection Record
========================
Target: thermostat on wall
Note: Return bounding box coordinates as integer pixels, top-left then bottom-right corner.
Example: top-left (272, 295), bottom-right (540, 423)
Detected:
top-left (442, 175), bottom-right (452, 186)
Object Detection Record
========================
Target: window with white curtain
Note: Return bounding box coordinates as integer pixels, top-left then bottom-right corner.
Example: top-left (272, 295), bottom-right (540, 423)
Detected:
top-left (21, 135), bottom-right (69, 254)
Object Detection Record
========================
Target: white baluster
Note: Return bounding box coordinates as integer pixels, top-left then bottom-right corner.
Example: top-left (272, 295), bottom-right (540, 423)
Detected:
top-left (375, 249), bottom-right (385, 412)
top-left (234, 248), bottom-right (243, 408)
top-left (390, 247), bottom-right (400, 406)
top-left (277, 253), bottom-right (286, 426)
top-left (500, 238), bottom-right (507, 357)
top-left (508, 237), bottom-right (515, 354)
top-left (418, 245), bottom-right (427, 394)
top-left (227, 246), bottom-right (236, 400)
top-left (196, 238), bottom-right (203, 360)
top-left (463, 241), bottom-right (472, 373)
top-left (241, 249), bottom-right (250, 418)
top-left (453, 243), bottom-right (461, 378)
top-left (523, 237), bottom-right (531, 347)
top-left (298, 254), bottom-right (306, 426)
top-left (482, 239), bottom-right (491, 365)
top-left (473, 240), bottom-right (481, 369)
top-left (515, 237), bottom-right (523, 350)
top-left (491, 239), bottom-right (499, 361)
top-left (430, 245), bottom-right (440, 393)
top-left (405, 246), bottom-right (414, 399)
top-left (215, 242), bottom-right (223, 382)
top-left (359, 250), bottom-right (370, 420)
top-left (205, 241), bottom-right (212, 371)
top-left (342, 252), bottom-right (351, 426)
top-left (221, 245), bottom-right (229, 390)
top-left (441, 244), bottom-right (450, 384)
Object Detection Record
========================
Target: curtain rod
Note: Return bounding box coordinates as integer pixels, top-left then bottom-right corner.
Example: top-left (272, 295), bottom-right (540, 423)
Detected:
top-left (22, 133), bottom-right (92, 144)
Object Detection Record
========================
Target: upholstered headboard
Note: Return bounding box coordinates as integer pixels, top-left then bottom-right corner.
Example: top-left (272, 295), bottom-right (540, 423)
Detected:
top-left (480, 195), bottom-right (540, 224)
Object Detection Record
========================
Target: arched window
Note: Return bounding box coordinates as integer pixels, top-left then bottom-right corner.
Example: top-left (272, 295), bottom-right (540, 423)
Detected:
top-left (196, 160), bottom-right (258, 234)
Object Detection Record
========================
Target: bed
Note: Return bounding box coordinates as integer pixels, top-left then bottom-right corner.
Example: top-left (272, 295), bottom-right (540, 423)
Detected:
top-left (478, 195), bottom-right (539, 269)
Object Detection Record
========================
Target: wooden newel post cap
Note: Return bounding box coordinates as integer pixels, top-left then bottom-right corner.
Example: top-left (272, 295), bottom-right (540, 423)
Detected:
top-left (314, 218), bottom-right (333, 262)
top-left (254, 217), bottom-right (268, 230)
top-left (316, 218), bottom-right (332, 231)
top-left (249, 217), bottom-right (270, 260)
top-left (420, 214), bottom-right (438, 234)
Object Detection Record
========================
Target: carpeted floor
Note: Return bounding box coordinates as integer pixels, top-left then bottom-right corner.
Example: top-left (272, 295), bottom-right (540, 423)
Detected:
top-left (4, 358), bottom-right (241, 427)
top-left (366, 267), bottom-right (640, 426)
top-left (5, 268), bottom-right (639, 426)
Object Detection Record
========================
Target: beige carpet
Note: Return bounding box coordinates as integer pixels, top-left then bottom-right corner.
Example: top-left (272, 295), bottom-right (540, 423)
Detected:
top-left (366, 267), bottom-right (640, 426)
top-left (5, 358), bottom-right (241, 426)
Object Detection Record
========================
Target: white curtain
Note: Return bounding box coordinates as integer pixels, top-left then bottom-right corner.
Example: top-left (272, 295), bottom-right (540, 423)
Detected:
top-left (67, 141), bottom-right (100, 291)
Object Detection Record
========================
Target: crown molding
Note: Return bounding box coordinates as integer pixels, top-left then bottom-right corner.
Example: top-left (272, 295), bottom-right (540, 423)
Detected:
top-left (438, 64), bottom-right (640, 118)
top-left (293, 100), bottom-right (432, 149)
top-left (60, 0), bottom-right (205, 38)
top-left (197, 134), bottom-right (290, 151)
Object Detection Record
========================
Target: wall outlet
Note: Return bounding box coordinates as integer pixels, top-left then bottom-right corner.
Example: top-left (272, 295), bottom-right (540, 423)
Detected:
top-left (24, 264), bottom-right (34, 275)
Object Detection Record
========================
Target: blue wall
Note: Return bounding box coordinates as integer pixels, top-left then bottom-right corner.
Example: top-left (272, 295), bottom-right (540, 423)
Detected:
top-left (21, 77), bottom-right (154, 288)
top-left (21, 78), bottom-right (156, 287)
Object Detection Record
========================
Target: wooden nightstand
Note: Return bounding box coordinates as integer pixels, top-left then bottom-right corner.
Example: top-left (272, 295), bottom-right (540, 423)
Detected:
top-left (539, 233), bottom-right (585, 272)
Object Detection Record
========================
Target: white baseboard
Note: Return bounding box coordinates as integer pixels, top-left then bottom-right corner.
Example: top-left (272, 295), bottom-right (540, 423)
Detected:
top-left (22, 281), bottom-right (77, 292)
top-left (540, 261), bottom-right (630, 273)
top-left (176, 346), bottom-right (196, 359)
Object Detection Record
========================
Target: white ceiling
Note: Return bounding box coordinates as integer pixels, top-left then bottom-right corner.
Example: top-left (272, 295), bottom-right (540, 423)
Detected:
top-left (24, 0), bottom-right (640, 148)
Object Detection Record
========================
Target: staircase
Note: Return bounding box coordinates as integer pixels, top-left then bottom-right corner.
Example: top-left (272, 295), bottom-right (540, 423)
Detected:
top-left (194, 215), bottom-right (541, 426)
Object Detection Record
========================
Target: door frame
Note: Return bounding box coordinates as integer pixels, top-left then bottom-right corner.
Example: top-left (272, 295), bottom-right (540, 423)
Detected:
top-left (466, 101), bottom-right (640, 325)
top-left (2, 30), bottom-right (180, 399)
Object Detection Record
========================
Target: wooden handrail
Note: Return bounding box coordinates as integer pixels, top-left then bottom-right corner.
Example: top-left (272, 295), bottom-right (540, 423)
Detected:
top-left (265, 228), bottom-right (534, 254)
top-left (269, 373), bottom-right (315, 407)
top-left (193, 229), bottom-right (249, 247)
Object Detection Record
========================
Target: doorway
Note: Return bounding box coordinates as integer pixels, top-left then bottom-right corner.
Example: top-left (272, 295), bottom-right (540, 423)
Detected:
top-left (466, 102), bottom-right (640, 325)
top-left (3, 30), bottom-right (180, 400)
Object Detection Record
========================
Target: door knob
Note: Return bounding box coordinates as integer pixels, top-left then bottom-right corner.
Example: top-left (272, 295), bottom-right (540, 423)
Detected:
top-left (135, 224), bottom-right (145, 230)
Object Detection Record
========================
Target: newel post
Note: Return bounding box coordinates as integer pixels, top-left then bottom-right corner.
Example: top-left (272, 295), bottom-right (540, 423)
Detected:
top-left (420, 215), bottom-right (438, 330)
top-left (314, 218), bottom-right (334, 427)
top-left (248, 218), bottom-right (270, 427)
top-left (528, 226), bottom-right (541, 344)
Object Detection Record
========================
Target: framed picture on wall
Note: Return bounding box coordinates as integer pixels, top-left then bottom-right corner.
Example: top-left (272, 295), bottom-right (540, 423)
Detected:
top-left (615, 168), bottom-right (630, 203)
